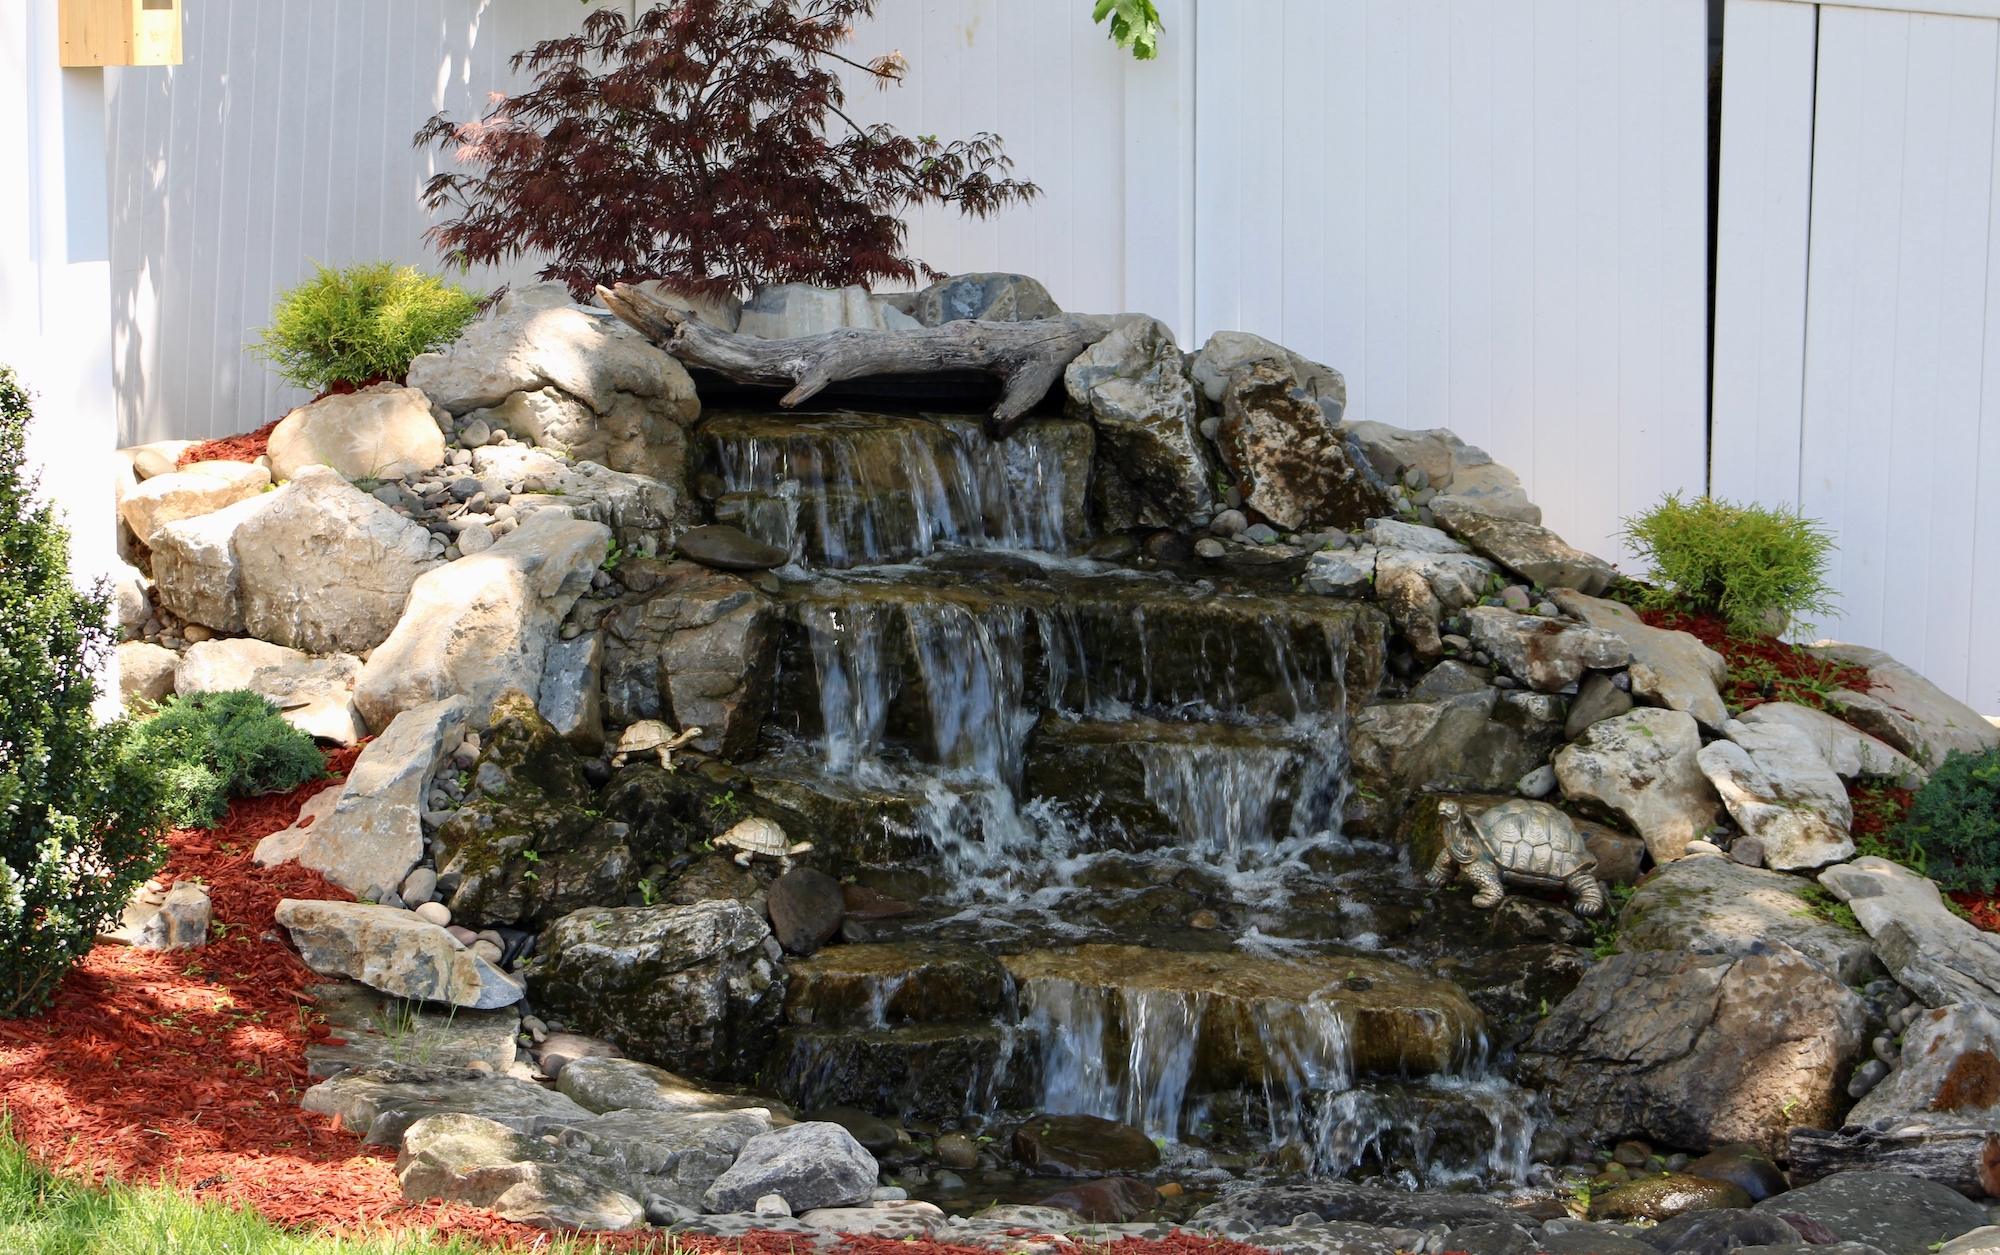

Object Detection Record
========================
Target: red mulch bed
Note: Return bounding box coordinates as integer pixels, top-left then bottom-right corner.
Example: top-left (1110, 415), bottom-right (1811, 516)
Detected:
top-left (0, 748), bottom-right (1262, 1253)
top-left (179, 420), bottom-right (280, 469)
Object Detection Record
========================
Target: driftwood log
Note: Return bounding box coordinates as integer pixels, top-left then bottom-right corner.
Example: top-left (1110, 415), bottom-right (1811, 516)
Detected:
top-left (599, 282), bottom-right (1108, 440)
top-left (1789, 1124), bottom-right (2000, 1196)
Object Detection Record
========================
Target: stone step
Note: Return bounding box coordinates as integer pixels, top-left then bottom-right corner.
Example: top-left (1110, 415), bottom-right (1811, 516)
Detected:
top-left (769, 1021), bottom-right (1024, 1122)
top-left (783, 942), bottom-right (1012, 1029)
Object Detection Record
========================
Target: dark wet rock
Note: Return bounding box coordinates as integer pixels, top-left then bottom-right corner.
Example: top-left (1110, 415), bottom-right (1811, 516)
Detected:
top-left (767, 868), bottom-right (844, 955)
top-left (664, 854), bottom-right (765, 907)
top-left (1583, 822), bottom-right (1649, 885)
top-left (1750, 1171), bottom-right (1991, 1255)
top-left (1347, 689), bottom-right (1567, 836)
top-left (1730, 1245), bottom-right (1890, 1255)
top-left (1085, 534), bottom-right (1140, 561)
top-left (599, 561), bottom-right (777, 758)
top-left (803, 1105), bottom-right (900, 1155)
top-left (1433, 942), bottom-right (1593, 1050)
top-left (1411, 660), bottom-right (1497, 700)
top-left (675, 524), bottom-right (790, 571)
top-left (598, 764), bottom-right (805, 867)
top-left (1439, 1222), bottom-right (1538, 1255)
top-left (1190, 1182), bottom-right (1511, 1231)
top-left (1141, 529), bottom-right (1195, 562)
top-left (933, 1132), bottom-right (979, 1170)
top-left (730, 757), bottom-right (934, 872)
top-left (1538, 1229), bottom-right (1658, 1255)
top-left (1235, 1220), bottom-right (1414, 1255)
top-left (773, 1021), bottom-right (1015, 1122)
top-left (841, 884), bottom-right (918, 921)
top-left (1013, 1114), bottom-right (1160, 1176)
top-left (1035, 1177), bottom-right (1160, 1223)
top-left (1636, 1208), bottom-right (1798, 1255)
top-left (1488, 896), bottom-right (1592, 947)
top-left (784, 942), bottom-right (1010, 1029)
top-left (1569, 672), bottom-right (1637, 739)
top-left (1686, 1143), bottom-right (1789, 1202)
top-left (1592, 1173), bottom-right (1752, 1221)
top-left (523, 900), bottom-right (785, 1082)
top-left (533, 1032), bottom-right (623, 1080)
top-left (700, 1120), bottom-right (879, 1213)
top-left (614, 555), bottom-right (676, 593)
top-left (430, 692), bottom-right (636, 929)
top-left (1517, 946), bottom-right (1868, 1156)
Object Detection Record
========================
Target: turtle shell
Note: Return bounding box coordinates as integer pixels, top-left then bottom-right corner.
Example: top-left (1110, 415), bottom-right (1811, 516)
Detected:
top-left (716, 816), bottom-right (793, 856)
top-left (616, 719), bottom-right (674, 752)
top-left (1473, 799), bottom-right (1594, 884)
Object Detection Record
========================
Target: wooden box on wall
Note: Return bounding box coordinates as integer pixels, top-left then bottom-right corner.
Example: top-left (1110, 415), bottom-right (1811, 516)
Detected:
top-left (60, 0), bottom-right (183, 67)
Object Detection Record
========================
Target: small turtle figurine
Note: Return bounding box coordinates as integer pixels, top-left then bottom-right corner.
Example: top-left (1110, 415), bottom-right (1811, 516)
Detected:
top-left (714, 817), bottom-right (814, 873)
top-left (610, 721), bottom-right (704, 770)
top-left (1425, 798), bottom-right (1605, 917)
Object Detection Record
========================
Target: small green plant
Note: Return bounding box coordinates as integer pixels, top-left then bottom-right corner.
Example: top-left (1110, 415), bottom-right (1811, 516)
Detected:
top-left (1794, 884), bottom-right (1862, 933)
top-left (1589, 884), bottom-right (1637, 958)
top-left (1891, 749), bottom-right (2000, 893)
top-left (250, 261), bottom-right (482, 393)
top-left (0, 368), bottom-right (169, 1019)
top-left (1618, 493), bottom-right (1838, 637)
top-left (127, 691), bottom-right (326, 830)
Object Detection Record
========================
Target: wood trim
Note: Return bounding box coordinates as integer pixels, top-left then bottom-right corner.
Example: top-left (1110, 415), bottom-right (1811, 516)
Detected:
top-left (59, 0), bottom-right (181, 67)
top-left (1761, 0), bottom-right (2000, 21)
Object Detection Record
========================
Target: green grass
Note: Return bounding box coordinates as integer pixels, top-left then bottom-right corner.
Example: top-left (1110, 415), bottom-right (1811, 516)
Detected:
top-left (0, 1121), bottom-right (655, 1255)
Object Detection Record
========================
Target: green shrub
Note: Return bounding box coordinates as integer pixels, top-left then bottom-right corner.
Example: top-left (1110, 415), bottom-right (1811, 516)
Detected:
top-left (0, 368), bottom-right (168, 1019)
top-left (1890, 748), bottom-right (2000, 893)
top-left (1619, 493), bottom-right (1838, 637)
top-left (250, 261), bottom-right (482, 392)
top-left (128, 691), bottom-right (326, 830)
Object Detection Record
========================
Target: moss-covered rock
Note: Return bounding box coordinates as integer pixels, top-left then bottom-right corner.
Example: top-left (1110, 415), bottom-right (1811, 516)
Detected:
top-left (431, 692), bottom-right (635, 928)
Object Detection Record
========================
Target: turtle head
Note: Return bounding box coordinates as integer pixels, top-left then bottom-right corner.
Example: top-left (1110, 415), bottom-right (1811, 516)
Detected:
top-left (1438, 800), bottom-right (1480, 862)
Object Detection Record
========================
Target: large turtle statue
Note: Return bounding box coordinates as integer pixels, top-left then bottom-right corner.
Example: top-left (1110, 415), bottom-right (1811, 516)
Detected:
top-left (1425, 798), bottom-right (1605, 917)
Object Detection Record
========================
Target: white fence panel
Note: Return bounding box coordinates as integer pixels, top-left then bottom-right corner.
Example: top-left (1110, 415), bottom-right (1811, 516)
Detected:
top-left (1797, 4), bottom-right (2000, 711)
top-left (107, 0), bottom-right (595, 445)
top-left (1191, 0), bottom-right (1713, 567)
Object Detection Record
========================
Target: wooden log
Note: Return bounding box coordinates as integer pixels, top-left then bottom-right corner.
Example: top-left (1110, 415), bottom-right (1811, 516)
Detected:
top-left (599, 282), bottom-right (1108, 440)
top-left (1789, 1124), bottom-right (2000, 1197)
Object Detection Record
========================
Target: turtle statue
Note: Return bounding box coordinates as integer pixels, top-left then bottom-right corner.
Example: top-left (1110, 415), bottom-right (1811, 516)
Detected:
top-left (715, 817), bottom-right (814, 872)
top-left (610, 721), bottom-right (705, 770)
top-left (1425, 798), bottom-right (1605, 917)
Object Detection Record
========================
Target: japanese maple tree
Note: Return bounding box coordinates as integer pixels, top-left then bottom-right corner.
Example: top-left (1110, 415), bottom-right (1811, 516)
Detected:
top-left (415, 0), bottom-right (1039, 299)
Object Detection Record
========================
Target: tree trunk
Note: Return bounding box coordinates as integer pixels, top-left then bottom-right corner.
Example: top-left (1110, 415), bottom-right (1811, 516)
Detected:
top-left (1788, 1124), bottom-right (2000, 1197)
top-left (599, 282), bottom-right (1108, 440)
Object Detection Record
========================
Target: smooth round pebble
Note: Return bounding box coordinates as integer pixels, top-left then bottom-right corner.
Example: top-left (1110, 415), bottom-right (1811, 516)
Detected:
top-left (470, 939), bottom-right (504, 963)
top-left (414, 901), bottom-right (451, 927)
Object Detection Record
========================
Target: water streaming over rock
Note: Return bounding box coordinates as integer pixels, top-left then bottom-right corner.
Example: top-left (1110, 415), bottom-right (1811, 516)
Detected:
top-left (702, 410), bottom-right (1546, 1191)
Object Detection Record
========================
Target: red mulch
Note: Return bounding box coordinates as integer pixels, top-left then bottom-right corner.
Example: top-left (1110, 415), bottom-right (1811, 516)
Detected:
top-left (0, 748), bottom-right (1262, 1253)
top-left (179, 420), bottom-right (280, 469)
top-left (1637, 607), bottom-right (1872, 715)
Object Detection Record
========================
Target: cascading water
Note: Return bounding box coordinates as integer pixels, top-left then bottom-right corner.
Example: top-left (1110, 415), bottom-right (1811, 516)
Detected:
top-left (714, 410), bottom-right (1543, 1194)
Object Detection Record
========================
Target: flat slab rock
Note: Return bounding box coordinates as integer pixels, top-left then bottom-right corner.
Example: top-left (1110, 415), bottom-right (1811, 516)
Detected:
top-left (397, 1111), bottom-right (646, 1232)
top-left (1751, 1170), bottom-right (1991, 1255)
top-left (301, 1064), bottom-right (593, 1145)
top-left (556, 1055), bottom-right (783, 1117)
top-left (1820, 857), bottom-right (2000, 1012)
top-left (302, 980), bottom-right (520, 1079)
top-left (1615, 853), bottom-right (1881, 985)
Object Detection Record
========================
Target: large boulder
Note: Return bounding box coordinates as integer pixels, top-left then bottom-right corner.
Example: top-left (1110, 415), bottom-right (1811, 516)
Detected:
top-left (256, 696), bottom-right (468, 896)
top-left (523, 900), bottom-right (787, 1082)
top-left (1699, 720), bottom-right (1855, 871)
top-left (598, 561), bottom-right (777, 760)
top-left (408, 303), bottom-right (699, 484)
top-left (353, 513), bottom-right (610, 733)
top-left (395, 1112), bottom-right (645, 1232)
top-left (430, 691), bottom-right (636, 928)
top-left (1191, 331), bottom-right (1347, 421)
top-left (1516, 945), bottom-right (1868, 1155)
top-left (910, 272), bottom-right (1060, 326)
top-left (737, 282), bottom-right (924, 337)
top-left (555, 1056), bottom-right (780, 1117)
top-left (176, 638), bottom-right (368, 746)
top-left (1811, 642), bottom-right (2000, 769)
top-left (1739, 701), bottom-right (1926, 787)
top-left (538, 631), bottom-right (606, 752)
top-left (555, 1107), bottom-right (774, 1209)
top-left (303, 1064), bottom-right (592, 1144)
top-left (149, 491), bottom-right (277, 632)
top-left (1820, 858), bottom-right (2000, 1012)
top-left (118, 459), bottom-right (270, 544)
top-left (1376, 549), bottom-right (1501, 658)
top-left (1849, 1003), bottom-right (2000, 1130)
top-left (1339, 420), bottom-right (1540, 524)
top-left (233, 465), bottom-right (437, 654)
top-left (1462, 606), bottom-right (1629, 692)
top-left (117, 641), bottom-right (179, 709)
top-left (1615, 853), bottom-right (1880, 984)
top-left (266, 385), bottom-right (447, 483)
top-left (698, 1121), bottom-right (879, 1214)
top-left (1551, 592), bottom-right (1730, 733)
top-left (1346, 690), bottom-right (1566, 834)
top-left (1554, 707), bottom-right (1722, 863)
top-left (1062, 316), bottom-right (1216, 529)
top-left (1750, 1172), bottom-right (1991, 1255)
top-left (275, 899), bottom-right (522, 1010)
top-left (1209, 359), bottom-right (1387, 531)
top-left (1430, 498), bottom-right (1616, 595)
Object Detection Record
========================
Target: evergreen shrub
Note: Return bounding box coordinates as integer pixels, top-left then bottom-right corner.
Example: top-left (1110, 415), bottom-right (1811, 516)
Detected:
top-left (251, 261), bottom-right (482, 393)
top-left (0, 367), bottom-right (168, 1018)
top-left (1619, 493), bottom-right (1838, 637)
top-left (1891, 748), bottom-right (2000, 894)
top-left (129, 691), bottom-right (326, 830)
